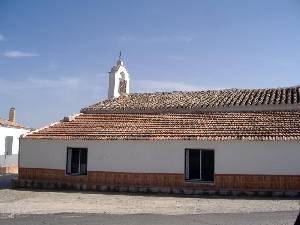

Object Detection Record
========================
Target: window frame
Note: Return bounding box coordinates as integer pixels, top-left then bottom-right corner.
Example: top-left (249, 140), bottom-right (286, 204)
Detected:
top-left (184, 148), bottom-right (215, 183)
top-left (65, 147), bottom-right (88, 176)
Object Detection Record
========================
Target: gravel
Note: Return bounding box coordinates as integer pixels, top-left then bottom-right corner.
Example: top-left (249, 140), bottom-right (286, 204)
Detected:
top-left (0, 188), bottom-right (299, 216)
top-left (0, 174), bottom-right (299, 216)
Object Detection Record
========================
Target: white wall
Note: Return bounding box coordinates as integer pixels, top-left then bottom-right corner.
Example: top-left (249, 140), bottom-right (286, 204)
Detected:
top-left (0, 126), bottom-right (30, 167)
top-left (0, 126), bottom-right (29, 155)
top-left (19, 139), bottom-right (300, 175)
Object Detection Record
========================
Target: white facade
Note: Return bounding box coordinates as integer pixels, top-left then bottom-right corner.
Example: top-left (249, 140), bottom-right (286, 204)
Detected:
top-left (20, 139), bottom-right (300, 175)
top-left (108, 57), bottom-right (130, 99)
top-left (0, 126), bottom-right (30, 168)
top-left (0, 127), bottom-right (29, 155)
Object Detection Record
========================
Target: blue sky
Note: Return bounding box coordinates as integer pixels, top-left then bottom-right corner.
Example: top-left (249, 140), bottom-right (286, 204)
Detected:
top-left (0, 0), bottom-right (300, 128)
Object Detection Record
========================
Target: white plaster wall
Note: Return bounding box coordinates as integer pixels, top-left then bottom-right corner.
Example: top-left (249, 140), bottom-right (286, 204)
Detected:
top-left (0, 127), bottom-right (30, 155)
top-left (19, 139), bottom-right (300, 175)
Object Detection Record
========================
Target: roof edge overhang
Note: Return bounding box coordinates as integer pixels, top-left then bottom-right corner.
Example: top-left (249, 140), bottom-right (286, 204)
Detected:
top-left (21, 136), bottom-right (300, 141)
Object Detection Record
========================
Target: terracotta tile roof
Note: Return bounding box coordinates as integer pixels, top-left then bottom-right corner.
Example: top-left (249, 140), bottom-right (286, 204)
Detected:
top-left (24, 111), bottom-right (300, 141)
top-left (0, 117), bottom-right (30, 129)
top-left (81, 86), bottom-right (300, 114)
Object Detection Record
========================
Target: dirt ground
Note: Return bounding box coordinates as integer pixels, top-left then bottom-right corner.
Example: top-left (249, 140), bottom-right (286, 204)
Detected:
top-left (0, 175), bottom-right (299, 216)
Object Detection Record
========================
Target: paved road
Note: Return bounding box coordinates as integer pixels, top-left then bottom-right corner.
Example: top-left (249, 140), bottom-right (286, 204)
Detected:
top-left (0, 211), bottom-right (299, 225)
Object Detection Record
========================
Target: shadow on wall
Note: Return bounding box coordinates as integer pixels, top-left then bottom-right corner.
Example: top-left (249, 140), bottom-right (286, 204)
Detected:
top-left (0, 174), bottom-right (17, 189)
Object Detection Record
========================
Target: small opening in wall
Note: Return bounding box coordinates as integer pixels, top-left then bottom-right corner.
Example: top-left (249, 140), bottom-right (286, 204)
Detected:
top-left (66, 148), bottom-right (87, 175)
top-left (185, 149), bottom-right (214, 182)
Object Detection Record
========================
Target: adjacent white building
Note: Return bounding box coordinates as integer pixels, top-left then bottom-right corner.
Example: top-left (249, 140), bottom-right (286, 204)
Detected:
top-left (0, 108), bottom-right (31, 173)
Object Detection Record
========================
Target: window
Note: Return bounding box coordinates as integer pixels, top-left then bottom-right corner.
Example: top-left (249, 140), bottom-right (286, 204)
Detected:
top-left (185, 149), bottom-right (214, 182)
top-left (66, 148), bottom-right (87, 175)
top-left (5, 136), bottom-right (13, 156)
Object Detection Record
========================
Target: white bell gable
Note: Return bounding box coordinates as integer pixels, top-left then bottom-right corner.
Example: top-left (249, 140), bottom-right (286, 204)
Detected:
top-left (108, 52), bottom-right (130, 99)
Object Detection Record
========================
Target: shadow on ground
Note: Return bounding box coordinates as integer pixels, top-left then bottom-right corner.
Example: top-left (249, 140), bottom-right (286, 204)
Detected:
top-left (10, 187), bottom-right (300, 201)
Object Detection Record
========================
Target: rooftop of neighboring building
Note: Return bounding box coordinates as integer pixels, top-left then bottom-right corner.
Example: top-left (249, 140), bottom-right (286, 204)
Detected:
top-left (0, 108), bottom-right (31, 130)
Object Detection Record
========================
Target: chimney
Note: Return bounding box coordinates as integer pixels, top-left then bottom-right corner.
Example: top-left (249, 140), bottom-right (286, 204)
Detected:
top-left (8, 107), bottom-right (16, 124)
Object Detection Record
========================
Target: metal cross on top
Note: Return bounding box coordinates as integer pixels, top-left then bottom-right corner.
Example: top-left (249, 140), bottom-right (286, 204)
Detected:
top-left (119, 51), bottom-right (122, 60)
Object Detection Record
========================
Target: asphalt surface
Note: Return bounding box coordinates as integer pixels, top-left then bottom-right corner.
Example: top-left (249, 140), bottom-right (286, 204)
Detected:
top-left (0, 211), bottom-right (299, 225)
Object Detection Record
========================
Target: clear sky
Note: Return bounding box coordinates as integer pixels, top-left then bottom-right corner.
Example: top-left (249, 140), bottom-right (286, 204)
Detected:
top-left (0, 0), bottom-right (300, 128)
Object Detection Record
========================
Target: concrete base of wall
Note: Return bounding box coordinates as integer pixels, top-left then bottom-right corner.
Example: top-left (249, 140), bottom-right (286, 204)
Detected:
top-left (0, 166), bottom-right (18, 174)
top-left (12, 178), bottom-right (300, 198)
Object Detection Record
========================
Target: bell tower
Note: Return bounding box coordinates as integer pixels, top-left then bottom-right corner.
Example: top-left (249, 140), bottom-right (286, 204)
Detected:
top-left (108, 52), bottom-right (130, 99)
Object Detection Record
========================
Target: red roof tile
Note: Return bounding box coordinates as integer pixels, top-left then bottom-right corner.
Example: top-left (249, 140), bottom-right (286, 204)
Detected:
top-left (0, 117), bottom-right (30, 129)
top-left (81, 86), bottom-right (300, 114)
top-left (24, 111), bottom-right (300, 141)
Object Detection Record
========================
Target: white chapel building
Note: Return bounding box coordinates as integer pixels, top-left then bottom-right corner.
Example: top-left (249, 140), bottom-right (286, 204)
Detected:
top-left (17, 56), bottom-right (300, 195)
